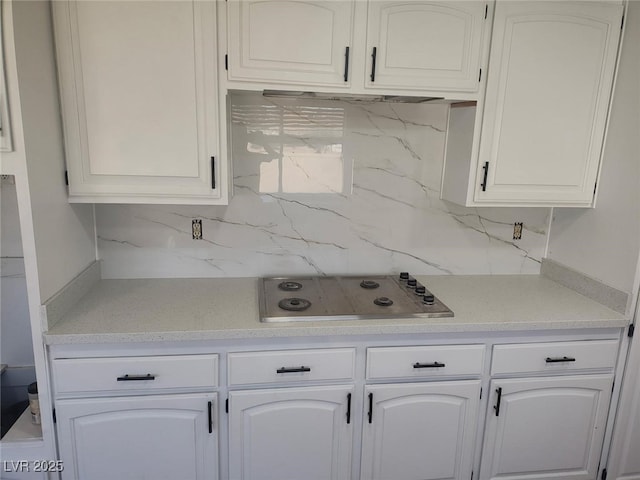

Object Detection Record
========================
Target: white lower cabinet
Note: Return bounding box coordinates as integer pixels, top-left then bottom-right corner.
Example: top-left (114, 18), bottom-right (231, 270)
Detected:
top-left (479, 375), bottom-right (614, 480)
top-left (228, 385), bottom-right (354, 480)
top-left (55, 393), bottom-right (218, 480)
top-left (361, 380), bottom-right (481, 480)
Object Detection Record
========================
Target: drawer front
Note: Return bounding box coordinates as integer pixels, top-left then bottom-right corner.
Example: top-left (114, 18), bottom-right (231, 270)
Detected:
top-left (366, 345), bottom-right (485, 380)
top-left (53, 354), bottom-right (218, 395)
top-left (228, 348), bottom-right (355, 386)
top-left (491, 340), bottom-right (619, 375)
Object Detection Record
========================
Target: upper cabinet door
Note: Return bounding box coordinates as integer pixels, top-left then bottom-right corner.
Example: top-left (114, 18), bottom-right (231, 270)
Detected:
top-left (365, 1), bottom-right (488, 92)
top-left (54, 1), bottom-right (225, 204)
top-left (476, 1), bottom-right (623, 205)
top-left (227, 0), bottom-right (355, 87)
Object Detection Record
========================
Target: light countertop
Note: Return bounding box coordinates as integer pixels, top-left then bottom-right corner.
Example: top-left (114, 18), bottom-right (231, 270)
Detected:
top-left (44, 275), bottom-right (629, 344)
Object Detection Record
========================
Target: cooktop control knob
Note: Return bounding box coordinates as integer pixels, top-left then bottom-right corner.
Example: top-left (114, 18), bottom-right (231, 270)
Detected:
top-left (399, 272), bottom-right (409, 281)
top-left (415, 286), bottom-right (426, 295)
top-left (422, 294), bottom-right (435, 305)
top-left (407, 278), bottom-right (417, 288)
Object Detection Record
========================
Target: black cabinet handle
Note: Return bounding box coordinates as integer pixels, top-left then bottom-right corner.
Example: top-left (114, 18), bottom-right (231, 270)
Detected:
top-left (211, 156), bottom-right (216, 189)
top-left (413, 362), bottom-right (445, 369)
top-left (276, 366), bottom-right (311, 374)
top-left (344, 46), bottom-right (350, 82)
top-left (546, 356), bottom-right (576, 363)
top-left (494, 387), bottom-right (502, 416)
top-left (346, 393), bottom-right (352, 424)
top-left (368, 392), bottom-right (373, 424)
top-left (481, 161), bottom-right (489, 191)
top-left (208, 401), bottom-right (213, 433)
top-left (370, 47), bottom-right (377, 82)
top-left (116, 374), bottom-right (156, 381)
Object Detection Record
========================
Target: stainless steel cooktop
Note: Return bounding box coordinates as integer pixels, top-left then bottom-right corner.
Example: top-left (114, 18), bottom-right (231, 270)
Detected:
top-left (259, 273), bottom-right (454, 322)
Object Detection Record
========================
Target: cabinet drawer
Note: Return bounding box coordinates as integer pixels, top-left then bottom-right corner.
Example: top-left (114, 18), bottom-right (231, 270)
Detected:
top-left (366, 345), bottom-right (485, 380)
top-left (53, 354), bottom-right (218, 395)
top-left (228, 348), bottom-right (355, 386)
top-left (491, 340), bottom-right (619, 375)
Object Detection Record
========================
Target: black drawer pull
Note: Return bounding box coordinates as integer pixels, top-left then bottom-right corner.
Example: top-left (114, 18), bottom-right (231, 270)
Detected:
top-left (546, 356), bottom-right (576, 363)
top-left (413, 362), bottom-right (446, 369)
top-left (117, 374), bottom-right (156, 381)
top-left (276, 366), bottom-right (311, 374)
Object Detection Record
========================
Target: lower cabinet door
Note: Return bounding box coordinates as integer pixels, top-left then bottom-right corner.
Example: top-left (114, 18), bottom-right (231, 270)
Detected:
top-left (360, 380), bottom-right (481, 480)
top-left (55, 393), bottom-right (217, 480)
top-left (480, 375), bottom-right (614, 480)
top-left (229, 385), bottom-right (354, 480)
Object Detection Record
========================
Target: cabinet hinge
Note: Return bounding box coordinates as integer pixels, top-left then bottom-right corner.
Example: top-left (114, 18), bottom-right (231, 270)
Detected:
top-left (629, 323), bottom-right (635, 337)
top-left (478, 68), bottom-right (482, 82)
top-left (602, 468), bottom-right (608, 480)
top-left (225, 54), bottom-right (228, 71)
top-left (484, 4), bottom-right (488, 19)
top-left (64, 170), bottom-right (69, 186)
top-left (480, 387), bottom-right (482, 399)
top-left (225, 398), bottom-right (229, 413)
top-left (52, 408), bottom-right (56, 424)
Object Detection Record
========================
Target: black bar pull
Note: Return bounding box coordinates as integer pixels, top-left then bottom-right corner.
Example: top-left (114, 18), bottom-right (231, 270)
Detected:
top-left (276, 366), bottom-right (311, 374)
top-left (413, 362), bottom-right (445, 369)
top-left (117, 374), bottom-right (156, 381)
top-left (494, 387), bottom-right (502, 416)
top-left (545, 356), bottom-right (576, 363)
top-left (211, 156), bottom-right (216, 189)
top-left (370, 47), bottom-right (377, 82)
top-left (346, 393), bottom-right (352, 424)
top-left (208, 401), bottom-right (213, 433)
top-left (368, 392), bottom-right (373, 424)
top-left (344, 46), bottom-right (350, 82)
top-left (481, 161), bottom-right (489, 191)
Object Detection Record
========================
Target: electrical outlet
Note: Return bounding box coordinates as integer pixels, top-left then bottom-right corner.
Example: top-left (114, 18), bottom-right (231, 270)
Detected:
top-left (192, 219), bottom-right (202, 240)
top-left (513, 222), bottom-right (523, 240)
top-left (0, 174), bottom-right (15, 185)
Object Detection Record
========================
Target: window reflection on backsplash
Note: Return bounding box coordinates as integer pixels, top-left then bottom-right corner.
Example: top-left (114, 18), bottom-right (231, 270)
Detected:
top-left (230, 94), bottom-right (352, 194)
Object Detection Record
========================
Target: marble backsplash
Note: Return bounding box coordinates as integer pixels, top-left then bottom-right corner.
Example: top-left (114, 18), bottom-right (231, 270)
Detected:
top-left (97, 93), bottom-right (550, 279)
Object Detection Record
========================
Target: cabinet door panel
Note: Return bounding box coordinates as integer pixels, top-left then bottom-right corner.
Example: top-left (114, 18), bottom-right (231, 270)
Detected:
top-left (480, 375), bottom-right (613, 480)
top-left (476, 2), bottom-right (623, 204)
top-left (361, 381), bottom-right (480, 480)
top-left (227, 0), bottom-right (355, 87)
top-left (55, 393), bottom-right (217, 480)
top-left (229, 385), bottom-right (353, 480)
top-left (54, 1), bottom-right (222, 202)
top-left (365, 1), bottom-right (487, 92)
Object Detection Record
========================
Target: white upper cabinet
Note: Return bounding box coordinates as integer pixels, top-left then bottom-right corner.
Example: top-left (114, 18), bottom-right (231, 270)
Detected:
top-left (474, 1), bottom-right (623, 206)
top-left (223, 0), bottom-right (491, 97)
top-left (365, 1), bottom-right (488, 93)
top-left (54, 1), bottom-right (227, 204)
top-left (226, 0), bottom-right (355, 87)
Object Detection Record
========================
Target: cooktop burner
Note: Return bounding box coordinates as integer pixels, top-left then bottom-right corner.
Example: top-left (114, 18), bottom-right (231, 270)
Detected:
top-left (278, 297), bottom-right (312, 311)
top-left (360, 280), bottom-right (380, 289)
top-left (259, 274), bottom-right (453, 322)
top-left (278, 281), bottom-right (303, 292)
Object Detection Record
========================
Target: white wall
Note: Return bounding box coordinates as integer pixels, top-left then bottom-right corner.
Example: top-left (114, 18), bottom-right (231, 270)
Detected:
top-left (547, 1), bottom-right (640, 299)
top-left (1, 179), bottom-right (33, 367)
top-left (11, 1), bottom-right (96, 302)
